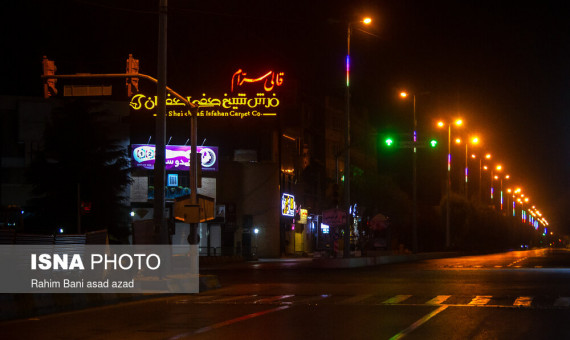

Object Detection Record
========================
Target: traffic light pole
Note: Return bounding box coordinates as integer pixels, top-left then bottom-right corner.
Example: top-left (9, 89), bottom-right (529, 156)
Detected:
top-left (41, 66), bottom-right (197, 245)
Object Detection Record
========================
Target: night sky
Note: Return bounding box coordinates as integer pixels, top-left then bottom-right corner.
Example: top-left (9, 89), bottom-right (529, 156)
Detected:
top-left (2, 1), bottom-right (569, 233)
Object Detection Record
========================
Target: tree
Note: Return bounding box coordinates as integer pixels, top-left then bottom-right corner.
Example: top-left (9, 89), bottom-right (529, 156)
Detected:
top-left (27, 99), bottom-right (131, 242)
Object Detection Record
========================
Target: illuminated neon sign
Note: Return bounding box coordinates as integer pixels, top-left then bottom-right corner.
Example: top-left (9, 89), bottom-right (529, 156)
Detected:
top-left (129, 69), bottom-right (283, 118)
top-left (131, 144), bottom-right (218, 171)
top-left (281, 193), bottom-right (295, 217)
top-left (231, 69), bottom-right (284, 92)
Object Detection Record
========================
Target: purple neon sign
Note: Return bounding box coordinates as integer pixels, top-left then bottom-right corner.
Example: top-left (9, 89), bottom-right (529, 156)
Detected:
top-left (131, 144), bottom-right (218, 171)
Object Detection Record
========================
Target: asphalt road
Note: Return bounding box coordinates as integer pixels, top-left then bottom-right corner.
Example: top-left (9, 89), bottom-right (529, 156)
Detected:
top-left (3, 248), bottom-right (570, 339)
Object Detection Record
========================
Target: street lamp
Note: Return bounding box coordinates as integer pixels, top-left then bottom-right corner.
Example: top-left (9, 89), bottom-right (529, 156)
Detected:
top-left (472, 152), bottom-right (491, 202)
top-left (344, 16), bottom-right (372, 258)
top-left (455, 136), bottom-right (480, 198)
top-left (493, 173), bottom-right (509, 210)
top-left (437, 119), bottom-right (463, 248)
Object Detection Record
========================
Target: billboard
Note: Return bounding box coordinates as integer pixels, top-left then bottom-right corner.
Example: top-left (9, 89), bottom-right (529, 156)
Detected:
top-left (131, 144), bottom-right (218, 172)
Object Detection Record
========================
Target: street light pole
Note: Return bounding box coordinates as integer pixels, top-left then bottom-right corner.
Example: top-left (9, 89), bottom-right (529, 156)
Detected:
top-left (400, 91), bottom-right (418, 253)
top-left (412, 94), bottom-right (417, 253)
top-left (344, 22), bottom-right (352, 258)
top-left (343, 17), bottom-right (371, 258)
top-left (446, 123), bottom-right (451, 248)
top-left (438, 119), bottom-right (462, 248)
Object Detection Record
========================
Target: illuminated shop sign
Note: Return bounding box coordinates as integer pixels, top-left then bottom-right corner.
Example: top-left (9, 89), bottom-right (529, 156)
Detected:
top-left (231, 69), bottom-right (284, 93)
top-left (131, 144), bottom-right (218, 172)
top-left (129, 69), bottom-right (284, 119)
top-left (321, 224), bottom-right (330, 234)
top-left (298, 209), bottom-right (308, 224)
top-left (281, 193), bottom-right (295, 217)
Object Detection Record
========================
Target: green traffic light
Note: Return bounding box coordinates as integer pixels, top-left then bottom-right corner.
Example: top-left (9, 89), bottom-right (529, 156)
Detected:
top-left (385, 138), bottom-right (394, 146)
top-left (430, 139), bottom-right (438, 148)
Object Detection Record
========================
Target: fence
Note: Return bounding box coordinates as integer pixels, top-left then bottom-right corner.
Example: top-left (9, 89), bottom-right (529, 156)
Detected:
top-left (0, 229), bottom-right (108, 245)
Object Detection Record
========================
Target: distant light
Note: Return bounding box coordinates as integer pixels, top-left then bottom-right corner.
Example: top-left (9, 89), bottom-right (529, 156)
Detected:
top-left (362, 17), bottom-right (372, 25)
top-left (496, 165), bottom-right (502, 171)
top-left (437, 121), bottom-right (445, 127)
top-left (59, 228), bottom-right (64, 234)
top-left (455, 119), bottom-right (463, 126)
top-left (254, 228), bottom-right (259, 234)
top-left (485, 154), bottom-right (491, 159)
top-left (400, 91), bottom-right (408, 98)
top-left (321, 224), bottom-right (330, 234)
top-left (21, 210), bottom-right (24, 214)
top-left (455, 138), bottom-right (461, 144)
top-left (471, 137), bottom-right (479, 144)
top-left (130, 211), bottom-right (135, 217)
top-left (430, 139), bottom-right (438, 148)
top-left (471, 154), bottom-right (476, 159)
top-left (385, 138), bottom-right (394, 146)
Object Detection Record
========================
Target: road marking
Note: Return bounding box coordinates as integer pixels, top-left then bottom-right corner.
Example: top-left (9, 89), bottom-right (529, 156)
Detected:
top-left (337, 294), bottom-right (374, 304)
top-left (507, 256), bottom-right (528, 267)
top-left (210, 295), bottom-right (258, 303)
top-left (553, 297), bottom-right (570, 307)
top-left (426, 295), bottom-right (451, 305)
top-left (389, 305), bottom-right (448, 340)
top-left (168, 305), bottom-right (290, 338)
top-left (513, 296), bottom-right (533, 307)
top-left (469, 296), bottom-right (492, 305)
top-left (253, 295), bottom-right (294, 304)
top-left (383, 295), bottom-right (412, 305)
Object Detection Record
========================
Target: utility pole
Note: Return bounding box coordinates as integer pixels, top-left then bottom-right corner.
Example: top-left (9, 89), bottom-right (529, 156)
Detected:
top-left (154, 0), bottom-right (168, 243)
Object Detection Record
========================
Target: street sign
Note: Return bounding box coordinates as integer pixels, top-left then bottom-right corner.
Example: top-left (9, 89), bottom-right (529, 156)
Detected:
top-left (322, 208), bottom-right (347, 226)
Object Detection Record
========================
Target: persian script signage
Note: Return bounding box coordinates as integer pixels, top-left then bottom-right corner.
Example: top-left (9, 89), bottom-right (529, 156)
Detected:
top-left (129, 69), bottom-right (284, 119)
top-left (131, 144), bottom-right (218, 172)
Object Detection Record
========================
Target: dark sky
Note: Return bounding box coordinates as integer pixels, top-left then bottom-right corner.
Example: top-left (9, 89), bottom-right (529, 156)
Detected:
top-left (2, 0), bottom-right (569, 233)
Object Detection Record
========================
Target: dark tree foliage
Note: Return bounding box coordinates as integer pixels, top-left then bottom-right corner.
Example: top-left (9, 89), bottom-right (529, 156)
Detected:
top-left (27, 99), bottom-right (131, 242)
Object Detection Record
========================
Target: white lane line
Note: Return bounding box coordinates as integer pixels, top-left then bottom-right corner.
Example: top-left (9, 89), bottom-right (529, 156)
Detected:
top-left (338, 294), bottom-right (374, 304)
top-left (383, 295), bottom-right (412, 305)
top-left (513, 296), bottom-right (533, 307)
top-left (168, 305), bottom-right (290, 339)
top-left (426, 295), bottom-right (451, 305)
top-left (553, 297), bottom-right (570, 307)
top-left (468, 296), bottom-right (492, 305)
top-left (389, 305), bottom-right (448, 340)
top-left (253, 295), bottom-right (294, 304)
